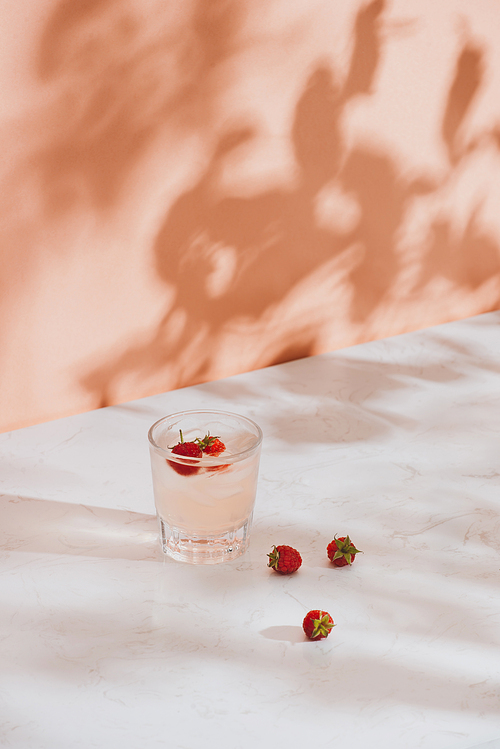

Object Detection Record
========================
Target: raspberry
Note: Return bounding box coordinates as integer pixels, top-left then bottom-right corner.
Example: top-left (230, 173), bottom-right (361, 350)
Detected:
top-left (168, 430), bottom-right (203, 476)
top-left (327, 535), bottom-right (362, 566)
top-left (267, 545), bottom-right (302, 574)
top-left (196, 433), bottom-right (226, 456)
top-left (303, 610), bottom-right (335, 640)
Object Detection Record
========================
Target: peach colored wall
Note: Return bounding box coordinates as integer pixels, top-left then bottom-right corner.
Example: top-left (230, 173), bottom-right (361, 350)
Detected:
top-left (1, 0), bottom-right (500, 432)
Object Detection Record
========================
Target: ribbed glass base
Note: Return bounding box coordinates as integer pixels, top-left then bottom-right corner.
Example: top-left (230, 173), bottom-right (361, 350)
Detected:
top-left (157, 515), bottom-right (252, 564)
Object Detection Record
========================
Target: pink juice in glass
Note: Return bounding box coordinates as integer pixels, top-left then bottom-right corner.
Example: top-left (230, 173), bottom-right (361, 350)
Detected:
top-left (148, 410), bottom-right (263, 564)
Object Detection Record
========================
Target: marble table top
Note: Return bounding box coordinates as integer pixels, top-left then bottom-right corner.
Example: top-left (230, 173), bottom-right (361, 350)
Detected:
top-left (1, 312), bottom-right (500, 749)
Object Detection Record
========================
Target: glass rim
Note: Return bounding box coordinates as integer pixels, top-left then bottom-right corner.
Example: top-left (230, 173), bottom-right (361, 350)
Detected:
top-left (148, 409), bottom-right (263, 464)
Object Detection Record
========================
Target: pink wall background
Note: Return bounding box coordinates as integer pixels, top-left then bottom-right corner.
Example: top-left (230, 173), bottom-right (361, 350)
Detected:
top-left (1, 0), bottom-right (500, 432)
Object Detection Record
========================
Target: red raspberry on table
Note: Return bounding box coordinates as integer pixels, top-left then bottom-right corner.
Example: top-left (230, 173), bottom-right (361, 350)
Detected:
top-left (327, 535), bottom-right (362, 566)
top-left (303, 610), bottom-right (335, 641)
top-left (267, 545), bottom-right (302, 574)
top-left (168, 430), bottom-right (203, 476)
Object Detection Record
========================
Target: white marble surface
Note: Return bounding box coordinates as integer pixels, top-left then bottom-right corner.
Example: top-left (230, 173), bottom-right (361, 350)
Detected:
top-left (1, 312), bottom-right (500, 749)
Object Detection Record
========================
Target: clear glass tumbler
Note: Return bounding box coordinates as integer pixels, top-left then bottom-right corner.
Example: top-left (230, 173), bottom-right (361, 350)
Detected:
top-left (148, 410), bottom-right (263, 564)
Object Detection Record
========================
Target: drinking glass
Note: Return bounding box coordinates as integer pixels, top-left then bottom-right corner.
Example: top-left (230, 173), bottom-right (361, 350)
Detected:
top-left (148, 410), bottom-right (263, 564)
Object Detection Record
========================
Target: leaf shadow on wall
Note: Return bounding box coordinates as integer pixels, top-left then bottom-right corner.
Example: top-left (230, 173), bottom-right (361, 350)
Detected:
top-left (0, 0), bottom-right (248, 360)
top-left (415, 41), bottom-right (500, 294)
top-left (77, 0), bottom-right (500, 409)
top-left (153, 0), bottom-right (391, 360)
top-left (81, 0), bottom-right (386, 405)
top-left (32, 0), bottom-right (245, 214)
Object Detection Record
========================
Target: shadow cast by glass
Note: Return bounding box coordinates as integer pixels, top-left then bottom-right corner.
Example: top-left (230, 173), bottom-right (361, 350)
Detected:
top-left (0, 493), bottom-right (158, 562)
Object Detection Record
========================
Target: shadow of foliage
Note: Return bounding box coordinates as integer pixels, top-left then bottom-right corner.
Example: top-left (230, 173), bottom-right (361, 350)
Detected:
top-left (67, 0), bottom-right (500, 409)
